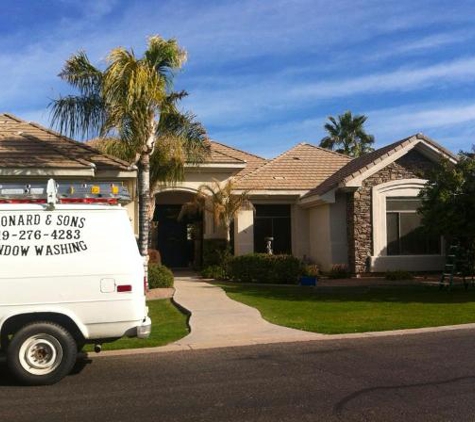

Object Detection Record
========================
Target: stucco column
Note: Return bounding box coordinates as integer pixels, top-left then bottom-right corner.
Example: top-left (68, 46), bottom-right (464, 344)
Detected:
top-left (234, 208), bottom-right (254, 255)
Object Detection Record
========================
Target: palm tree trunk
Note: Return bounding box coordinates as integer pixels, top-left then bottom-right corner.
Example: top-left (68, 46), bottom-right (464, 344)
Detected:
top-left (138, 153), bottom-right (150, 258)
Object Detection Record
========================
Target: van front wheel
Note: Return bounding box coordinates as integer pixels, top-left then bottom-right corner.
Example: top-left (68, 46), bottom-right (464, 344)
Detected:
top-left (7, 322), bottom-right (77, 386)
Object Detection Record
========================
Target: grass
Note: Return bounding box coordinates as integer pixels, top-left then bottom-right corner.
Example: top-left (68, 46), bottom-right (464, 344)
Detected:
top-left (85, 299), bottom-right (188, 351)
top-left (218, 283), bottom-right (475, 334)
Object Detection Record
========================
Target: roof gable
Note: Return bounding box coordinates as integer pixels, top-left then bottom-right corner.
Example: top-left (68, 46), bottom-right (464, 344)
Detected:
top-left (304, 133), bottom-right (457, 199)
top-left (208, 140), bottom-right (266, 176)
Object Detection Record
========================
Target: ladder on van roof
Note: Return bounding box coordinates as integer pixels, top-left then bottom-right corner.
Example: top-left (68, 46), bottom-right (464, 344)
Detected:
top-left (0, 179), bottom-right (132, 205)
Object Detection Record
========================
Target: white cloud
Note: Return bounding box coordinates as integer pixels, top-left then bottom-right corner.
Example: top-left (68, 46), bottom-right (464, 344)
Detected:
top-left (366, 102), bottom-right (475, 150)
top-left (291, 57), bottom-right (475, 99)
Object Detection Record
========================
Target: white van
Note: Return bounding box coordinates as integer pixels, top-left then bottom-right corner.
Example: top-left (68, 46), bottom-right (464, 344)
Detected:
top-left (0, 180), bottom-right (151, 385)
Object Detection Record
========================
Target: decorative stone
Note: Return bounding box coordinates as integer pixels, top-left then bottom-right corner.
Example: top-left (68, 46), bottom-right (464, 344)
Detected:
top-left (346, 150), bottom-right (433, 273)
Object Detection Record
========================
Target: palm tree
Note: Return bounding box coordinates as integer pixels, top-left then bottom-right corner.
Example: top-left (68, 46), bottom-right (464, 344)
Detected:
top-left (50, 36), bottom-right (209, 258)
top-left (86, 97), bottom-right (210, 216)
top-left (320, 111), bottom-right (375, 157)
top-left (179, 179), bottom-right (253, 246)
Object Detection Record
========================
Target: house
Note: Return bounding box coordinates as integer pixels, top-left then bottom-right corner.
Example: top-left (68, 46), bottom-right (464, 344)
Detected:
top-left (0, 113), bottom-right (138, 229)
top-left (0, 114), bottom-right (456, 274)
top-left (153, 134), bottom-right (456, 274)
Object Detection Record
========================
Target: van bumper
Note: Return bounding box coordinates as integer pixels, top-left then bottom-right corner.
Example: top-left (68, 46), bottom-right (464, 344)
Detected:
top-left (137, 316), bottom-right (152, 339)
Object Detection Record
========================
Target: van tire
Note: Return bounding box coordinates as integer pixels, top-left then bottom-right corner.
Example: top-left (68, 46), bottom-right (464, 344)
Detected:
top-left (7, 321), bottom-right (78, 386)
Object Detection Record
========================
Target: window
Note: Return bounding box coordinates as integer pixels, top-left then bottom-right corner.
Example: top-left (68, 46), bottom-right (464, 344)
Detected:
top-left (386, 198), bottom-right (440, 255)
top-left (254, 205), bottom-right (291, 254)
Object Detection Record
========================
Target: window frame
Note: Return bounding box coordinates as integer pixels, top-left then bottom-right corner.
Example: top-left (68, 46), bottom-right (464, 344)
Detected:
top-left (385, 197), bottom-right (440, 256)
top-left (372, 179), bottom-right (443, 257)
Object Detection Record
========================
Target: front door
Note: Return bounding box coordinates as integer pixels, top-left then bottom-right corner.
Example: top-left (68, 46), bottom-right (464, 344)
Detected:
top-left (155, 205), bottom-right (201, 268)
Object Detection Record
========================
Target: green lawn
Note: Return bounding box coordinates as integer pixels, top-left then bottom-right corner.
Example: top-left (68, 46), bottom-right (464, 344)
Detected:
top-left (218, 283), bottom-right (475, 334)
top-left (86, 299), bottom-right (189, 351)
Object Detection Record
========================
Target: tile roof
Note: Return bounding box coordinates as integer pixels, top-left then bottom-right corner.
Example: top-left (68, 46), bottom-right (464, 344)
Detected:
top-left (0, 113), bottom-right (133, 172)
top-left (234, 142), bottom-right (352, 191)
top-left (306, 133), bottom-right (457, 197)
top-left (208, 140), bottom-right (266, 175)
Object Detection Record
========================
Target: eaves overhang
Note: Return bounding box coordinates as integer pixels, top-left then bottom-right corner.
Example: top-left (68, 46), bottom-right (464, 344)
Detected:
top-left (235, 189), bottom-right (308, 196)
top-left (185, 163), bottom-right (246, 170)
top-left (0, 167), bottom-right (95, 177)
top-left (299, 188), bottom-right (338, 208)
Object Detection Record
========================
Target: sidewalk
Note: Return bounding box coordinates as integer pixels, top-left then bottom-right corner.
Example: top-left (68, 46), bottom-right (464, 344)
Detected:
top-left (170, 273), bottom-right (324, 349)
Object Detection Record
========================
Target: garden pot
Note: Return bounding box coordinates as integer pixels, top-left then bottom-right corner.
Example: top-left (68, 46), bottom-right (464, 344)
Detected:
top-left (299, 276), bottom-right (317, 286)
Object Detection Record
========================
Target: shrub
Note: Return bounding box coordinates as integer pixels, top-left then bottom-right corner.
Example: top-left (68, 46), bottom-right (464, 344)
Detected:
top-left (148, 264), bottom-right (174, 288)
top-left (202, 239), bottom-right (231, 268)
top-left (328, 264), bottom-right (350, 279)
top-left (385, 270), bottom-right (414, 281)
top-left (201, 265), bottom-right (227, 280)
top-left (228, 253), bottom-right (302, 284)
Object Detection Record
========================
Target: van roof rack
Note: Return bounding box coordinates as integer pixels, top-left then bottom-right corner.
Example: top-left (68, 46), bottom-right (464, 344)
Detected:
top-left (0, 179), bottom-right (132, 206)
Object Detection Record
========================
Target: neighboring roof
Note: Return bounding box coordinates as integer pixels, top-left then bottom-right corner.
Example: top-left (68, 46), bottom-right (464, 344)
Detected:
top-left (0, 113), bottom-right (133, 173)
top-left (235, 142), bottom-right (352, 191)
top-left (208, 140), bottom-right (267, 175)
top-left (207, 143), bottom-right (247, 165)
top-left (306, 133), bottom-right (457, 198)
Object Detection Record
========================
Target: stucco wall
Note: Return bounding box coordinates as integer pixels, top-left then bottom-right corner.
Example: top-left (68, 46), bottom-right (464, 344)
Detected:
top-left (347, 149), bottom-right (434, 273)
top-left (307, 194), bottom-right (348, 271)
top-left (234, 208), bottom-right (254, 255)
top-left (309, 205), bottom-right (332, 270)
top-left (291, 204), bottom-right (309, 259)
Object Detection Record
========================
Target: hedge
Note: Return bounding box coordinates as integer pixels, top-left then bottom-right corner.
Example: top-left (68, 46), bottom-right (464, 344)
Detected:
top-left (227, 253), bottom-right (302, 284)
top-left (202, 239), bottom-right (231, 268)
top-left (201, 265), bottom-right (227, 280)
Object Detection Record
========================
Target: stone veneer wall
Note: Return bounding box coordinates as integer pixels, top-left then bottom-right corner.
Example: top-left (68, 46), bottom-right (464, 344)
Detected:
top-left (347, 149), bottom-right (435, 274)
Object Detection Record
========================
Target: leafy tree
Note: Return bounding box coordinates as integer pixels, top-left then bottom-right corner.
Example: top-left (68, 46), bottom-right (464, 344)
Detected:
top-left (418, 151), bottom-right (475, 252)
top-left (320, 111), bottom-right (375, 157)
top-left (50, 36), bottom-right (209, 258)
top-left (179, 178), bottom-right (253, 245)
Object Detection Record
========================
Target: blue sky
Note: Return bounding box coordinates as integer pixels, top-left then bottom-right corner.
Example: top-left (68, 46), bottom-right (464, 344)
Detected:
top-left (1, 0), bottom-right (475, 158)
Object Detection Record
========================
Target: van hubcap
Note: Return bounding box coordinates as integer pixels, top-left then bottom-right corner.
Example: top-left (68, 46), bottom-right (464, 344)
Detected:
top-left (19, 334), bottom-right (63, 375)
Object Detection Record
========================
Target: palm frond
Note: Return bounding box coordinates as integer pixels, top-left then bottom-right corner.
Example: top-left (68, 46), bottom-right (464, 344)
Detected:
top-left (320, 110), bottom-right (375, 157)
top-left (59, 51), bottom-right (103, 97)
top-left (87, 137), bottom-right (136, 162)
top-left (49, 94), bottom-right (106, 139)
top-left (144, 36), bottom-right (187, 90)
top-left (104, 47), bottom-right (164, 112)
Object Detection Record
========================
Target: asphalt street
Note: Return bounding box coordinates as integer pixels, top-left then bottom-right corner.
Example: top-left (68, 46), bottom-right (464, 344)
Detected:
top-left (2, 329), bottom-right (475, 421)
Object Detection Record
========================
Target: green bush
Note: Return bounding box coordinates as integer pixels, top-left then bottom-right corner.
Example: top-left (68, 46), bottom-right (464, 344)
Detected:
top-left (148, 264), bottom-right (174, 288)
top-left (201, 265), bottom-right (227, 280)
top-left (385, 270), bottom-right (414, 281)
top-left (228, 253), bottom-right (302, 284)
top-left (202, 239), bottom-right (231, 267)
top-left (328, 264), bottom-right (350, 279)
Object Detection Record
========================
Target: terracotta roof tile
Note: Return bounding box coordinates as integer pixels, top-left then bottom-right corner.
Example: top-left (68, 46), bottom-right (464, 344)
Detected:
top-left (208, 140), bottom-right (266, 175)
top-left (0, 113), bottom-right (133, 172)
top-left (235, 142), bottom-right (351, 191)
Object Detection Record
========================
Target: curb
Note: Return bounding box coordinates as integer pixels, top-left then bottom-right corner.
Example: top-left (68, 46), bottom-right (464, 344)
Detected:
top-left (86, 321), bottom-right (475, 359)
